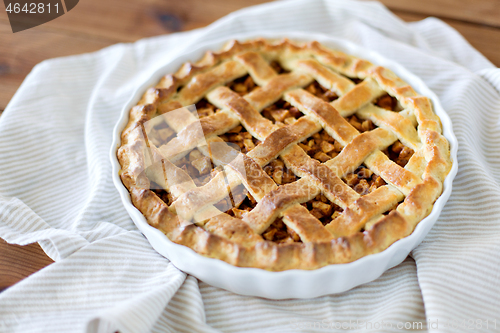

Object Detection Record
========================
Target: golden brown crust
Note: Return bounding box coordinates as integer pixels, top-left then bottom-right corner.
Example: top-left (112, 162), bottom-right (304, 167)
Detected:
top-left (281, 145), bottom-right (359, 208)
top-left (207, 87), bottom-right (274, 139)
top-left (326, 185), bottom-right (403, 237)
top-left (247, 116), bottom-right (321, 165)
top-left (282, 205), bottom-right (333, 242)
top-left (325, 128), bottom-right (397, 177)
top-left (117, 38), bottom-right (452, 271)
top-left (285, 89), bottom-right (359, 144)
top-left (245, 73), bottom-right (313, 111)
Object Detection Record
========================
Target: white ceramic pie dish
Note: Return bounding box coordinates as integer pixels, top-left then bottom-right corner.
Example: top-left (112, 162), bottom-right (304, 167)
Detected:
top-left (110, 31), bottom-right (458, 299)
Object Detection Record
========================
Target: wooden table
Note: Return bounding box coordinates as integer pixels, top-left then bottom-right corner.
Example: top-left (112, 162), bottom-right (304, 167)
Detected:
top-left (1, 0), bottom-right (499, 292)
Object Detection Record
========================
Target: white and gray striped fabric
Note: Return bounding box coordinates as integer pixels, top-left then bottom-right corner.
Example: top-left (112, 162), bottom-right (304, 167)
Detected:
top-left (1, 0), bottom-right (499, 332)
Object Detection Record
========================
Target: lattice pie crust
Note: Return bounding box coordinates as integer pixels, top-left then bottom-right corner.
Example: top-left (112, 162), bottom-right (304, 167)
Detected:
top-left (117, 39), bottom-right (452, 271)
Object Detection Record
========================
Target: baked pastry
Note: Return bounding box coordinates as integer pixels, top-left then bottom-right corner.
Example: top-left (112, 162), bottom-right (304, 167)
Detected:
top-left (117, 38), bottom-right (452, 271)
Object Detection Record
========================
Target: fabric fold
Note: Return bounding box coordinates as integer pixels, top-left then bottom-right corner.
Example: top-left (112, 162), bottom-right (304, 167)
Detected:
top-left (0, 0), bottom-right (499, 332)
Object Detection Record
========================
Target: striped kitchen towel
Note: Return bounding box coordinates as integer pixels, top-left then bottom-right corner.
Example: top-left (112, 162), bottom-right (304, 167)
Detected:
top-left (1, 0), bottom-right (499, 332)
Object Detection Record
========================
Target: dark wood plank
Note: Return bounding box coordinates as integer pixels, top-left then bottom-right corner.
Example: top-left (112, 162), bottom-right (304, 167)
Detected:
top-left (0, 21), bottom-right (112, 110)
top-left (0, 238), bottom-right (54, 291)
top-left (377, 0), bottom-right (500, 28)
top-left (0, 0), bottom-right (273, 110)
top-left (1, 0), bottom-right (272, 42)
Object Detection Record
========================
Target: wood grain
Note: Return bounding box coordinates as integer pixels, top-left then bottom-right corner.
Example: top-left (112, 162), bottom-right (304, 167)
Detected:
top-left (0, 21), bottom-right (112, 110)
top-left (0, 238), bottom-right (54, 291)
top-left (0, 0), bottom-right (499, 291)
top-left (376, 0), bottom-right (500, 28)
top-left (1, 0), bottom-right (271, 42)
